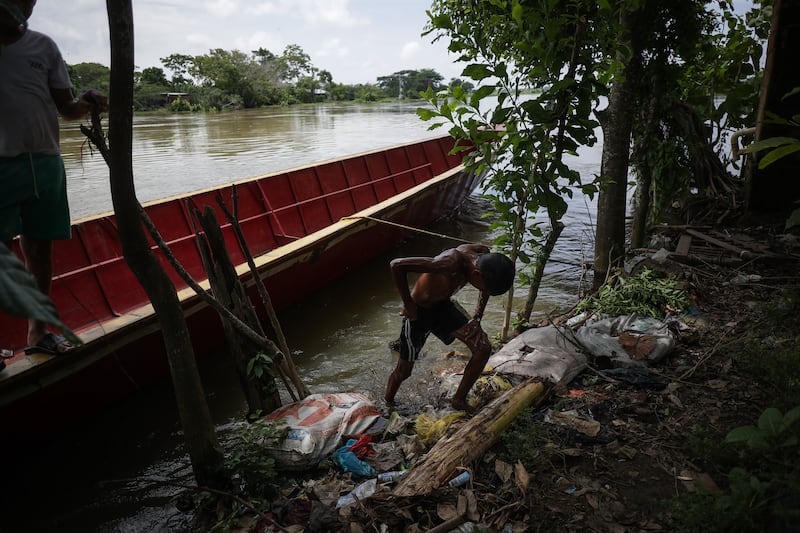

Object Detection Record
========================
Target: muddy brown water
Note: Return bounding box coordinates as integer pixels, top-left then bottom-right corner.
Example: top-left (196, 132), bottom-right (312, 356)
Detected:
top-left (0, 102), bottom-right (602, 531)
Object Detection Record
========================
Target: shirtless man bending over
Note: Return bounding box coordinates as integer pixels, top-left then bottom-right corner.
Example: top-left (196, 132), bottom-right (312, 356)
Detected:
top-left (384, 243), bottom-right (515, 412)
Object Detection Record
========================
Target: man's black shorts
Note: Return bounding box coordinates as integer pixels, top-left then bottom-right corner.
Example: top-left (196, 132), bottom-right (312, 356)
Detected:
top-left (392, 300), bottom-right (469, 362)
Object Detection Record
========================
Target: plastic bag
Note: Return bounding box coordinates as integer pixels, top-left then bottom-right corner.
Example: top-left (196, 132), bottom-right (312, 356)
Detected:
top-left (332, 438), bottom-right (377, 477)
top-left (259, 392), bottom-right (381, 469)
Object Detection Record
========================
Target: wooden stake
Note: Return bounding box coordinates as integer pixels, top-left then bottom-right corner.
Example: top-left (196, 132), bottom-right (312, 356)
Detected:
top-left (393, 380), bottom-right (547, 497)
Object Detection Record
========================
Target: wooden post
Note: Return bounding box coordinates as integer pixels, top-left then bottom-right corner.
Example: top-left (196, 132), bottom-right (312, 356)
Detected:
top-left (195, 206), bottom-right (282, 415)
top-left (393, 380), bottom-right (547, 497)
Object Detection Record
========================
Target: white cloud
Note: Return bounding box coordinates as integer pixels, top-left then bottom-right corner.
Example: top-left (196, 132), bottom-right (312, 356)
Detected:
top-left (205, 0), bottom-right (241, 18)
top-left (400, 41), bottom-right (420, 61)
top-left (317, 38), bottom-right (350, 59)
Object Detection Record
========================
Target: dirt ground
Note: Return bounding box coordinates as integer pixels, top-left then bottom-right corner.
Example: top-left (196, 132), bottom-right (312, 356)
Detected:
top-left (321, 221), bottom-right (800, 533)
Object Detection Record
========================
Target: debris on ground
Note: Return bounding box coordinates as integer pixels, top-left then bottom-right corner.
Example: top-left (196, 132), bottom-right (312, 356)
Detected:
top-left (236, 222), bottom-right (800, 532)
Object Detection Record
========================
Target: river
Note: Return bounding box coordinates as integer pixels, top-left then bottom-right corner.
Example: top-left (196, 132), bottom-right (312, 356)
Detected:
top-left (2, 101), bottom-right (601, 531)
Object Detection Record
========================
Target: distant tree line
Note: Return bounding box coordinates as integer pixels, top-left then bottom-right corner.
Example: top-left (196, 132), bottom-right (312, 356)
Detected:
top-left (66, 43), bottom-right (464, 112)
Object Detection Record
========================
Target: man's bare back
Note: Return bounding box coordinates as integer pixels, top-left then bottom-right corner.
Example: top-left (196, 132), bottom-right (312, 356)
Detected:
top-left (391, 244), bottom-right (490, 320)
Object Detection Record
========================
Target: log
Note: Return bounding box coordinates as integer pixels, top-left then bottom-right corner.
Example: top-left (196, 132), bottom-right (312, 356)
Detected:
top-left (392, 379), bottom-right (547, 497)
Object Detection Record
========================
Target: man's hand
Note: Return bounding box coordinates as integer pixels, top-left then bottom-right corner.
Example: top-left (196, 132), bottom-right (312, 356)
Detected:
top-left (401, 302), bottom-right (418, 321)
top-left (80, 89), bottom-right (109, 113)
top-left (460, 318), bottom-right (484, 345)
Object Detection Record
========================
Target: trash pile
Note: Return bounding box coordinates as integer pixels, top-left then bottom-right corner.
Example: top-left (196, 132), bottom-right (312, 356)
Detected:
top-left (227, 225), bottom-right (800, 531)
top-left (237, 304), bottom-right (694, 532)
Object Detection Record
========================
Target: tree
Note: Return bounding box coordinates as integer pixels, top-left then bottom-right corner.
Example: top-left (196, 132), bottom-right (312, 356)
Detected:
top-left (422, 0), bottom-right (606, 335)
top-left (592, 5), bottom-right (641, 288)
top-left (422, 0), bottom-right (766, 324)
top-left (139, 66), bottom-right (169, 86)
top-left (192, 48), bottom-right (259, 107)
top-left (413, 68), bottom-right (445, 93)
top-left (449, 78), bottom-right (475, 93)
top-left (317, 69), bottom-right (334, 86)
top-left (160, 53), bottom-right (195, 89)
top-left (279, 43), bottom-right (312, 83)
top-left (68, 62), bottom-right (110, 96)
top-left (378, 69), bottom-right (446, 99)
top-left (104, 0), bottom-right (225, 489)
top-left (628, 1), bottom-right (769, 246)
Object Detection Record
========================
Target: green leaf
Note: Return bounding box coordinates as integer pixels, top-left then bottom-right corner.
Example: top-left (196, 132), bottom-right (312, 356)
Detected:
top-left (758, 143), bottom-right (800, 169)
top-left (416, 108), bottom-right (438, 121)
top-left (463, 64), bottom-right (493, 81)
top-left (0, 243), bottom-right (79, 345)
top-left (757, 407), bottom-right (783, 434)
top-left (782, 404), bottom-right (800, 429)
top-left (725, 426), bottom-right (760, 443)
top-left (511, 0), bottom-right (523, 25)
top-left (781, 86), bottom-right (800, 100)
top-left (471, 85), bottom-right (495, 104)
top-left (740, 136), bottom-right (798, 153)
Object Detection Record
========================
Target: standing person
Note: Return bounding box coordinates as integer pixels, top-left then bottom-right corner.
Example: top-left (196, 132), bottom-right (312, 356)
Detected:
top-left (0, 0), bottom-right (107, 356)
top-left (384, 243), bottom-right (515, 412)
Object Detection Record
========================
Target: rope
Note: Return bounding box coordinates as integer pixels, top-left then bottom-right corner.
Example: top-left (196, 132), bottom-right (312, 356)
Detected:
top-left (341, 215), bottom-right (483, 246)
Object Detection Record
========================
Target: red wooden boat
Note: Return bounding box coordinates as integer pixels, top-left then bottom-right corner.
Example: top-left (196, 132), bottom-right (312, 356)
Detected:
top-left (0, 134), bottom-right (480, 442)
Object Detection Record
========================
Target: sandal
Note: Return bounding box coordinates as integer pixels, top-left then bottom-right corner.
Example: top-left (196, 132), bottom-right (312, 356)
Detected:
top-left (23, 332), bottom-right (74, 356)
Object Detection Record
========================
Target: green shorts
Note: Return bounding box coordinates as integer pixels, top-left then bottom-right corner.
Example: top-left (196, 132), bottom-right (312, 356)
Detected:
top-left (0, 153), bottom-right (72, 242)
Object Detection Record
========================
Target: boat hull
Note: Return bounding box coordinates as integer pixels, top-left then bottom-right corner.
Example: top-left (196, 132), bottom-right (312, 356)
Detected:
top-left (0, 135), bottom-right (480, 442)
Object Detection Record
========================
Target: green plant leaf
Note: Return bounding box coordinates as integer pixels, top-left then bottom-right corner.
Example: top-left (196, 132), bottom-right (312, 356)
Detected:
top-left (416, 107), bottom-right (438, 121)
top-left (758, 407), bottom-right (783, 435)
top-left (462, 63), bottom-right (493, 81)
top-left (740, 136), bottom-right (798, 153)
top-left (0, 243), bottom-right (79, 345)
top-left (785, 208), bottom-right (800, 230)
top-left (758, 143), bottom-right (800, 169)
top-left (782, 404), bottom-right (800, 429)
top-left (725, 425), bottom-right (760, 443)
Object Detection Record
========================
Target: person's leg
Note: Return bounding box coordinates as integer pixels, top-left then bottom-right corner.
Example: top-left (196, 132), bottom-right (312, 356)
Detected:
top-left (385, 317), bottom-right (427, 405)
top-left (18, 154), bottom-right (73, 351)
top-left (385, 358), bottom-right (414, 406)
top-left (450, 320), bottom-right (492, 411)
top-left (20, 236), bottom-right (53, 346)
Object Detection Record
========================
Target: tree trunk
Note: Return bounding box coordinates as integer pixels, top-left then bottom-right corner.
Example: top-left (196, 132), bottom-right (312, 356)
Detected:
top-left (520, 219), bottom-right (564, 329)
top-left (105, 1), bottom-right (224, 487)
top-left (593, 10), bottom-right (638, 289)
top-left (195, 206), bottom-right (281, 416)
top-left (216, 191), bottom-right (309, 399)
top-left (629, 170), bottom-right (651, 250)
top-left (392, 380), bottom-right (547, 497)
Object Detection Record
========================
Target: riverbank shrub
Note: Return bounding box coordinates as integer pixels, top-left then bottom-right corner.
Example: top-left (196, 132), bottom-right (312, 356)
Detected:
top-left (577, 268), bottom-right (688, 318)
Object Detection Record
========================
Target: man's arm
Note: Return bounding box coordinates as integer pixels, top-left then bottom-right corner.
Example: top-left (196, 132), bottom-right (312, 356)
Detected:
top-left (389, 257), bottom-right (425, 318)
top-left (389, 250), bottom-right (461, 319)
top-left (456, 243), bottom-right (490, 256)
top-left (51, 87), bottom-right (108, 120)
top-left (473, 289), bottom-right (490, 321)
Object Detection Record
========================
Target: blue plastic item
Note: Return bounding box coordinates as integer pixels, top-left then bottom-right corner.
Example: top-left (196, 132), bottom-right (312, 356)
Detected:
top-left (332, 439), bottom-right (377, 477)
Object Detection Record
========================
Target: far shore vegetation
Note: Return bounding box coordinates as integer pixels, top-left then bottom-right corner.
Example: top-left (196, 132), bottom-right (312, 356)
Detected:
top-left (68, 44), bottom-right (474, 112)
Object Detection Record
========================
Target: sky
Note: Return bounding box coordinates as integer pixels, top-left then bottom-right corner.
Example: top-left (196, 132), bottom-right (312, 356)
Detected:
top-left (27, 0), bottom-right (464, 85)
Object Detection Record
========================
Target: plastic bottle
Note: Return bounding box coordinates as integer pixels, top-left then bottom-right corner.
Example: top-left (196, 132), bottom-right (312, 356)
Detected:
top-left (336, 478), bottom-right (377, 508)
top-left (448, 471), bottom-right (471, 487)
top-left (377, 470), bottom-right (407, 482)
top-left (453, 522), bottom-right (489, 533)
